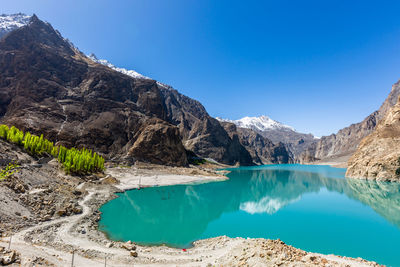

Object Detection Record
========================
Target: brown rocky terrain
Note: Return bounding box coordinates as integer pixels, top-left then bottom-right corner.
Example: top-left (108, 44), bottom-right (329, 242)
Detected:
top-left (300, 80), bottom-right (400, 164)
top-left (160, 86), bottom-right (255, 165)
top-left (220, 121), bottom-right (293, 164)
top-left (258, 128), bottom-right (316, 158)
top-left (346, 95), bottom-right (400, 180)
top-left (0, 139), bottom-right (383, 266)
top-left (0, 15), bottom-right (289, 167)
top-left (0, 139), bottom-right (88, 235)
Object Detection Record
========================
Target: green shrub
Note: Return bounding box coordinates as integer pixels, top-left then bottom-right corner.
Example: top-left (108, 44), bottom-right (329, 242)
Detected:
top-left (0, 124), bottom-right (104, 175)
top-left (0, 162), bottom-right (20, 180)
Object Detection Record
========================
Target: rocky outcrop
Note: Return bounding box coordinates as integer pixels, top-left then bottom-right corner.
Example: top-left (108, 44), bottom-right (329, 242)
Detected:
top-left (220, 122), bottom-right (293, 164)
top-left (160, 86), bottom-right (255, 165)
top-left (346, 95), bottom-right (400, 180)
top-left (217, 116), bottom-right (317, 157)
top-left (299, 112), bottom-right (378, 163)
top-left (128, 119), bottom-right (188, 166)
top-left (300, 81), bottom-right (400, 164)
top-left (0, 15), bottom-right (256, 166)
top-left (261, 128), bottom-right (316, 158)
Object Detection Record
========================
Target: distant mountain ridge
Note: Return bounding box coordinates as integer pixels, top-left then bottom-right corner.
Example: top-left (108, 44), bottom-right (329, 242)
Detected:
top-left (217, 115), bottom-right (295, 132)
top-left (0, 14), bottom-right (293, 166)
top-left (346, 90), bottom-right (400, 181)
top-left (299, 81), bottom-right (400, 165)
top-left (217, 116), bottom-right (317, 158)
top-left (0, 13), bottom-right (31, 38)
top-left (87, 53), bottom-right (150, 80)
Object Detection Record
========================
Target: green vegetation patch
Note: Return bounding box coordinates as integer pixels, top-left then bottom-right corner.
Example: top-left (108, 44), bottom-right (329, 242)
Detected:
top-left (0, 124), bottom-right (104, 175)
top-left (0, 162), bottom-right (20, 180)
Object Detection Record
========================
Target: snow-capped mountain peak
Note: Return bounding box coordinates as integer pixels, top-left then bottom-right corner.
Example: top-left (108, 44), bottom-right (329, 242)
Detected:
top-left (0, 13), bottom-right (31, 38)
top-left (87, 53), bottom-right (150, 80)
top-left (217, 115), bottom-right (296, 132)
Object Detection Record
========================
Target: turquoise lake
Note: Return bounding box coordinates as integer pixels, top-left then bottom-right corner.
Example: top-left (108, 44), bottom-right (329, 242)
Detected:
top-left (99, 164), bottom-right (400, 266)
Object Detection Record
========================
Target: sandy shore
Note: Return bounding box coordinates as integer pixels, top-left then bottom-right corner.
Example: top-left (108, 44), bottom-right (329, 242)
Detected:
top-left (107, 167), bottom-right (228, 191)
top-left (305, 154), bottom-right (351, 169)
top-left (0, 164), bottom-right (383, 266)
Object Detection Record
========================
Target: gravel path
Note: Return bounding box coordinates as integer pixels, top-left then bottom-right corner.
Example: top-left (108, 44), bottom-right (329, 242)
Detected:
top-left (0, 167), bottom-right (384, 266)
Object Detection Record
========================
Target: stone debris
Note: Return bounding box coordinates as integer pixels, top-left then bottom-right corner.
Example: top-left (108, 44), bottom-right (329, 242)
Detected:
top-left (122, 241), bottom-right (137, 251)
top-left (0, 247), bottom-right (20, 265)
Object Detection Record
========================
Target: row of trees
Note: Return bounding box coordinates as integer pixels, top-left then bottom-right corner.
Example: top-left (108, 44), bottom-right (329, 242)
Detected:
top-left (0, 124), bottom-right (105, 174)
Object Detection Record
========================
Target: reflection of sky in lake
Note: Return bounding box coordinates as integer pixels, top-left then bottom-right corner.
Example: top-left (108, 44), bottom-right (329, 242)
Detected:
top-left (100, 164), bottom-right (400, 266)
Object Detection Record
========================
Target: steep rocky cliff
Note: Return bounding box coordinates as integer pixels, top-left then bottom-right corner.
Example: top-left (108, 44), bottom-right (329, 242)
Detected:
top-left (0, 15), bottom-right (189, 166)
top-left (220, 122), bottom-right (293, 164)
top-left (217, 116), bottom-right (317, 157)
top-left (160, 87), bottom-right (259, 165)
top-left (346, 95), bottom-right (400, 180)
top-left (0, 14), bottom-right (280, 166)
top-left (299, 81), bottom-right (400, 164)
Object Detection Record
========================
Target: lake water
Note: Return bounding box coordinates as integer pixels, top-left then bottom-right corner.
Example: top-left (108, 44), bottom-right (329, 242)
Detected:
top-left (99, 164), bottom-right (400, 266)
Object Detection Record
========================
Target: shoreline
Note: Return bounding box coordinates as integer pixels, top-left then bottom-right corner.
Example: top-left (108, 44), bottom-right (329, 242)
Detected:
top-left (0, 164), bottom-right (383, 266)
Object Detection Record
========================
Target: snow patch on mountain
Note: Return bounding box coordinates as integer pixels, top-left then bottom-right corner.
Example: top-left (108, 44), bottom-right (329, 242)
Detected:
top-left (217, 115), bottom-right (296, 132)
top-left (88, 53), bottom-right (150, 80)
top-left (0, 13), bottom-right (31, 37)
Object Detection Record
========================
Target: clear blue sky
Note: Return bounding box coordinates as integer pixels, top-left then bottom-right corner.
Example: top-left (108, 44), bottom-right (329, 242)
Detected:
top-left (3, 0), bottom-right (400, 136)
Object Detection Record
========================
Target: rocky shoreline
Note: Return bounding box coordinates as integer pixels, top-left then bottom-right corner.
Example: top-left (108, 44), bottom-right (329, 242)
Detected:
top-left (0, 150), bottom-right (384, 266)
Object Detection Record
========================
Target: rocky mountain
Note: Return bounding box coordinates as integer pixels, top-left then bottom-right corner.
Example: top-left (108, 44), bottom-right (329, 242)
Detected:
top-left (218, 115), bottom-right (295, 132)
top-left (87, 53), bottom-right (150, 80)
top-left (0, 14), bottom-right (190, 166)
top-left (346, 94), bottom-right (400, 180)
top-left (217, 116), bottom-right (317, 157)
top-left (0, 13), bottom-right (30, 39)
top-left (220, 121), bottom-right (293, 164)
top-left (0, 14), bottom-right (290, 166)
top-left (300, 81), bottom-right (400, 164)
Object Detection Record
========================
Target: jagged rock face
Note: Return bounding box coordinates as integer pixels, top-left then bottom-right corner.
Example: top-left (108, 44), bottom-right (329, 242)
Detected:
top-left (0, 15), bottom-right (256, 166)
top-left (299, 112), bottom-right (378, 163)
top-left (299, 81), bottom-right (400, 164)
top-left (220, 122), bottom-right (292, 165)
top-left (128, 119), bottom-right (188, 166)
top-left (346, 96), bottom-right (400, 180)
top-left (160, 87), bottom-right (254, 165)
top-left (0, 15), bottom-right (187, 166)
top-left (259, 129), bottom-right (316, 158)
top-left (217, 116), bottom-right (317, 157)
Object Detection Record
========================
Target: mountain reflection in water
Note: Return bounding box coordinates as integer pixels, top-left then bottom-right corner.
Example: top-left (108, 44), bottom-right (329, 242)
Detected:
top-left (99, 165), bottom-right (400, 266)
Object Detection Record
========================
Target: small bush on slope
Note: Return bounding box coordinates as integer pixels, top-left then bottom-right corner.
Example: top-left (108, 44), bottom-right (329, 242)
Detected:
top-left (0, 124), bottom-right (104, 175)
top-left (0, 162), bottom-right (20, 180)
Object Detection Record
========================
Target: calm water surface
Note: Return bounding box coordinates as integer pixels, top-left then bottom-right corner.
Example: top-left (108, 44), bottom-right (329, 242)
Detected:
top-left (99, 165), bottom-right (400, 266)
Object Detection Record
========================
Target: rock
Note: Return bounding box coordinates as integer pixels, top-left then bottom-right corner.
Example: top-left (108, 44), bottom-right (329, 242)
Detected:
top-left (304, 254), bottom-right (316, 262)
top-left (0, 250), bottom-right (17, 265)
top-left (56, 209), bottom-right (66, 217)
top-left (218, 116), bottom-right (316, 158)
top-left (122, 243), bottom-right (136, 251)
top-left (0, 14), bottom-right (278, 167)
top-left (72, 190), bottom-right (82, 196)
top-left (130, 251), bottom-right (138, 257)
top-left (105, 242), bottom-right (113, 248)
top-left (300, 80), bottom-right (400, 164)
top-left (0, 15), bottom-right (191, 167)
top-left (346, 95), bottom-right (400, 180)
top-left (73, 206), bottom-right (83, 214)
top-left (128, 119), bottom-right (188, 166)
top-left (220, 122), bottom-right (290, 165)
top-left (14, 184), bottom-right (26, 193)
